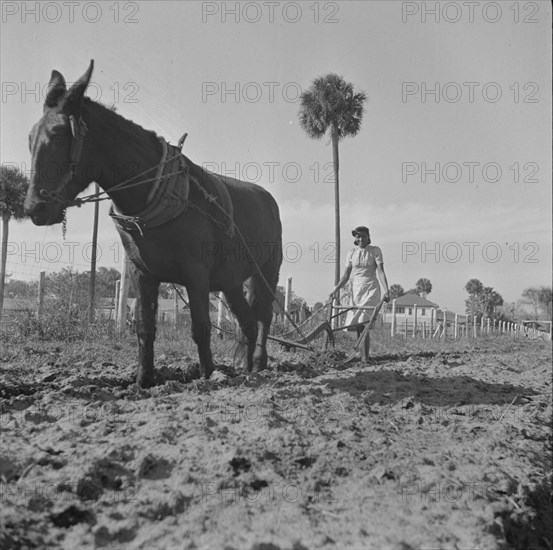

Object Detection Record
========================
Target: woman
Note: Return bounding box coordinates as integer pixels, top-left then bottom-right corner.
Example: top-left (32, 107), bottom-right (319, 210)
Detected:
top-left (329, 226), bottom-right (390, 361)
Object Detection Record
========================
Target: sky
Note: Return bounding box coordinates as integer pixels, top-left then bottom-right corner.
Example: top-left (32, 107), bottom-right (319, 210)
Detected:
top-left (1, 0), bottom-right (551, 313)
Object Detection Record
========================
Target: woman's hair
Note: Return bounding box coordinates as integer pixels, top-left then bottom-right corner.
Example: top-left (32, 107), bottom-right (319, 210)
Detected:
top-left (352, 226), bottom-right (371, 245)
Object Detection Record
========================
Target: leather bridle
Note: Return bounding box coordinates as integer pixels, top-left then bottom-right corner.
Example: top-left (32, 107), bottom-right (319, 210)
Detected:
top-left (68, 114), bottom-right (88, 179)
top-left (38, 113), bottom-right (88, 205)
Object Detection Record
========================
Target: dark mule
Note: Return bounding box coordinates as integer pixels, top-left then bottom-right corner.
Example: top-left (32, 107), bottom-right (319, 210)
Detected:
top-left (24, 61), bottom-right (282, 388)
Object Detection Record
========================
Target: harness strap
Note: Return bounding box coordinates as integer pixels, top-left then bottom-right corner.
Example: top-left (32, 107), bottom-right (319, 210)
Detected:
top-left (110, 138), bottom-right (189, 232)
top-left (69, 115), bottom-right (87, 177)
top-left (146, 137), bottom-right (168, 203)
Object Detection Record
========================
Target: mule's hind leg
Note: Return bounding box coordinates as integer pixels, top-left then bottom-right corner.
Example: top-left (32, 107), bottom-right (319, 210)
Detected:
top-left (223, 285), bottom-right (257, 371)
top-left (250, 269), bottom-right (278, 373)
top-left (187, 281), bottom-right (215, 379)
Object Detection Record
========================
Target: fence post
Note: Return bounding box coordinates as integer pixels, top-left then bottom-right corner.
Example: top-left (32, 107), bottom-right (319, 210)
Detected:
top-left (285, 276), bottom-right (292, 314)
top-left (441, 310), bottom-right (447, 339)
top-left (114, 280), bottom-right (120, 321)
top-left (454, 314), bottom-right (458, 339)
top-left (413, 304), bottom-right (418, 338)
top-left (473, 316), bottom-right (478, 338)
top-left (174, 290), bottom-right (179, 329)
top-left (37, 271), bottom-right (45, 321)
top-left (391, 299), bottom-right (396, 337)
top-left (430, 308), bottom-right (436, 334)
top-left (117, 253), bottom-right (131, 334)
top-left (422, 321), bottom-right (426, 340)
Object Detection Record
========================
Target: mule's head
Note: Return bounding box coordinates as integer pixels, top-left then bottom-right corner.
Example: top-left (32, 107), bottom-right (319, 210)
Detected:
top-left (25, 60), bottom-right (94, 225)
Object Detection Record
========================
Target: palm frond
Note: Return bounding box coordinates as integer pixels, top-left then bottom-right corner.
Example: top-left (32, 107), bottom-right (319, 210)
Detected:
top-left (0, 165), bottom-right (29, 220)
top-left (298, 74), bottom-right (367, 140)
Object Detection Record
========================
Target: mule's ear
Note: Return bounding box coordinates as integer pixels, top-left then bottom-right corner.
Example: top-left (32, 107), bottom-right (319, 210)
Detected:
top-left (64, 59), bottom-right (94, 112)
top-left (44, 70), bottom-right (67, 108)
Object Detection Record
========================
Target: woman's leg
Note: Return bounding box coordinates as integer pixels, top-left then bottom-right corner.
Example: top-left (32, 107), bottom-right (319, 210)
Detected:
top-left (356, 325), bottom-right (370, 363)
top-left (361, 330), bottom-right (370, 362)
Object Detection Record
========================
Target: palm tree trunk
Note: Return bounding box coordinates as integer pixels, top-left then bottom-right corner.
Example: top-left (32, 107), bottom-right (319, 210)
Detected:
top-left (0, 215), bottom-right (10, 323)
top-left (331, 131), bottom-right (340, 286)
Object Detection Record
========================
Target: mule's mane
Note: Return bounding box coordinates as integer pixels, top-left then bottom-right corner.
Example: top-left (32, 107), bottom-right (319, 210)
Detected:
top-left (82, 97), bottom-right (162, 167)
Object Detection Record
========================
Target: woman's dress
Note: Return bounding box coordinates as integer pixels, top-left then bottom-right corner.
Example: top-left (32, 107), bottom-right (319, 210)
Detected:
top-left (344, 245), bottom-right (383, 327)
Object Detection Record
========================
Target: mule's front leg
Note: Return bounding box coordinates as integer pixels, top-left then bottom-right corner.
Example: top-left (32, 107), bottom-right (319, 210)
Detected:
top-left (132, 270), bottom-right (160, 388)
top-left (187, 284), bottom-right (214, 379)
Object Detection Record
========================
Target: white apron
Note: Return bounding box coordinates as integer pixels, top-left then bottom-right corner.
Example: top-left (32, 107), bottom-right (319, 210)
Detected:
top-left (344, 245), bottom-right (383, 327)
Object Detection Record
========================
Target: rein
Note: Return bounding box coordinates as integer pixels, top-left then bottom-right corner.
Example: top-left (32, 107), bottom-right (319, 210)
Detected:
top-left (47, 120), bottom-right (312, 346)
top-left (40, 131), bottom-right (184, 210)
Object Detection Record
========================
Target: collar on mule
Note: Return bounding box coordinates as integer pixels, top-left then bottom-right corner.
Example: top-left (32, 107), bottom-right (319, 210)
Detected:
top-left (110, 138), bottom-right (190, 235)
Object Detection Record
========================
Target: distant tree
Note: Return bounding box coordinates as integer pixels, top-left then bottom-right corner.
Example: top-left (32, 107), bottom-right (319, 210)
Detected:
top-left (480, 286), bottom-right (504, 318)
top-left (415, 278), bottom-right (432, 295)
top-left (521, 286), bottom-right (553, 320)
top-left (5, 279), bottom-right (38, 299)
top-left (95, 267), bottom-right (121, 299)
top-left (539, 286), bottom-right (553, 320)
top-left (45, 268), bottom-right (90, 311)
top-left (495, 304), bottom-right (515, 322)
top-left (405, 288), bottom-right (418, 296)
top-left (521, 287), bottom-right (540, 319)
top-left (298, 73), bottom-right (367, 285)
top-left (159, 283), bottom-right (174, 299)
top-left (0, 165), bottom-right (29, 321)
top-left (389, 284), bottom-right (405, 300)
top-left (289, 296), bottom-right (306, 312)
top-left (464, 278), bottom-right (484, 318)
top-left (465, 278), bottom-right (484, 296)
top-left (463, 280), bottom-right (503, 320)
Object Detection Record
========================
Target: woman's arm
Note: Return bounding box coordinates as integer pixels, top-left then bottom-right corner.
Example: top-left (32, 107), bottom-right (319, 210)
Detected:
top-left (376, 263), bottom-right (390, 301)
top-left (329, 265), bottom-right (352, 301)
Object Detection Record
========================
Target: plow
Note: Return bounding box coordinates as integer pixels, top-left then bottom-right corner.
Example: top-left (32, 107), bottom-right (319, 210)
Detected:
top-left (170, 285), bottom-right (387, 367)
top-left (267, 297), bottom-right (388, 364)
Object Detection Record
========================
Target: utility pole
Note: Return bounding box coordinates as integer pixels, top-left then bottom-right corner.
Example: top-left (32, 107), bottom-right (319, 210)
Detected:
top-left (88, 184), bottom-right (100, 323)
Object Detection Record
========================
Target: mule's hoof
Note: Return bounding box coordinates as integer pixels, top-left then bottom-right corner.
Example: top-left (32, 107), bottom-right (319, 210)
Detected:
top-left (200, 367), bottom-right (213, 380)
top-left (137, 373), bottom-right (156, 389)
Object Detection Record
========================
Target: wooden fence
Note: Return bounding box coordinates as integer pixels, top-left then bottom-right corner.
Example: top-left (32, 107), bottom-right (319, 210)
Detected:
top-left (384, 301), bottom-right (552, 341)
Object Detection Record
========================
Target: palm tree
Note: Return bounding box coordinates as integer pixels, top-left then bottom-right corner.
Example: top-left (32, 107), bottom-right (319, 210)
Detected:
top-left (464, 278), bottom-right (484, 319)
top-left (389, 284), bottom-right (405, 300)
top-left (298, 74), bottom-right (367, 285)
top-left (415, 278), bottom-right (432, 296)
top-left (0, 165), bottom-right (28, 321)
top-left (481, 286), bottom-right (503, 318)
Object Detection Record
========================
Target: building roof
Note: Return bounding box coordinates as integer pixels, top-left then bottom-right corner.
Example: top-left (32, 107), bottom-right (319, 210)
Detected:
top-left (394, 294), bottom-right (439, 308)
